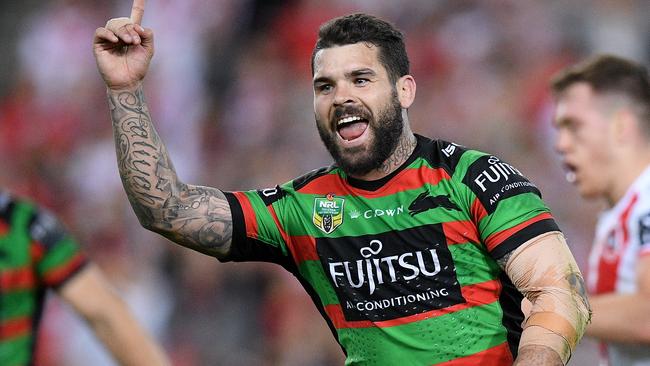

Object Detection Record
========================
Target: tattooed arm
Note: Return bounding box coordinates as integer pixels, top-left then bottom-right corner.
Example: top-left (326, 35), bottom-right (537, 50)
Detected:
top-left (93, 2), bottom-right (233, 258)
top-left (502, 232), bottom-right (591, 365)
top-left (108, 87), bottom-right (232, 257)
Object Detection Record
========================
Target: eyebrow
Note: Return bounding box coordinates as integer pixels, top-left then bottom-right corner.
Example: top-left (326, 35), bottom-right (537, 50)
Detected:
top-left (348, 68), bottom-right (376, 78)
top-left (313, 76), bottom-right (331, 85)
top-left (554, 116), bottom-right (575, 128)
top-left (313, 68), bottom-right (378, 85)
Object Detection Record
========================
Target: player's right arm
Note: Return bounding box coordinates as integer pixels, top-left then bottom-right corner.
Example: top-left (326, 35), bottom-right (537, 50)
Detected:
top-left (92, 0), bottom-right (233, 258)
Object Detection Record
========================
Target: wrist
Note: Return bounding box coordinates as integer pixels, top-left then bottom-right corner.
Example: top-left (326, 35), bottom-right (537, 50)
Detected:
top-left (519, 325), bottom-right (570, 365)
top-left (107, 82), bottom-right (143, 94)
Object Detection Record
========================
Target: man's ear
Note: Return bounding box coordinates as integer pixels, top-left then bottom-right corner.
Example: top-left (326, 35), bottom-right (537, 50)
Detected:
top-left (612, 108), bottom-right (638, 143)
top-left (396, 75), bottom-right (416, 109)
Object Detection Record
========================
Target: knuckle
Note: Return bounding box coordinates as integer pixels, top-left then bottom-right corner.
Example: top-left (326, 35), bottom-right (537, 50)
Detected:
top-left (105, 17), bottom-right (131, 31)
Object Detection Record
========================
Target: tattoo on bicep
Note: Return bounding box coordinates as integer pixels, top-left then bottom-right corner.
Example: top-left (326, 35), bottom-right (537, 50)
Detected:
top-left (567, 272), bottom-right (591, 318)
top-left (162, 186), bottom-right (233, 253)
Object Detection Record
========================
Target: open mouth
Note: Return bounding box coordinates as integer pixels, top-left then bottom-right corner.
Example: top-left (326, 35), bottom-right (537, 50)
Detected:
top-left (336, 115), bottom-right (369, 141)
top-left (563, 162), bottom-right (577, 183)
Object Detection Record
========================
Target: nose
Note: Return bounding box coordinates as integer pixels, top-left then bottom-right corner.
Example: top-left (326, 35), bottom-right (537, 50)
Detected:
top-left (333, 83), bottom-right (355, 106)
top-left (554, 129), bottom-right (570, 155)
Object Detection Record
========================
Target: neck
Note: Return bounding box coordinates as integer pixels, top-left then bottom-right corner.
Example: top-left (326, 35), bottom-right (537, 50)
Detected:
top-left (352, 128), bottom-right (417, 181)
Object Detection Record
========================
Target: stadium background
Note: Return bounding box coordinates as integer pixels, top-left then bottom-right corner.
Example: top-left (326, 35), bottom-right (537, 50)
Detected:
top-left (0, 0), bottom-right (648, 365)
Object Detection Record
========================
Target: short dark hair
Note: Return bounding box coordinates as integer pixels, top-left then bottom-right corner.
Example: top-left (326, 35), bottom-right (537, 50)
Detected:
top-left (311, 13), bottom-right (410, 83)
top-left (551, 54), bottom-right (650, 125)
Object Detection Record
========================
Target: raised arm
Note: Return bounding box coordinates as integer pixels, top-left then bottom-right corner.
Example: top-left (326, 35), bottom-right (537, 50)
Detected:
top-left (93, 1), bottom-right (233, 258)
top-left (500, 232), bottom-right (591, 365)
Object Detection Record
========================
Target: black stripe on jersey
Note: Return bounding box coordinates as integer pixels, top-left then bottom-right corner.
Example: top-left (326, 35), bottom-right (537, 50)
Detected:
top-left (415, 135), bottom-right (467, 177)
top-left (222, 192), bottom-right (247, 262)
top-left (0, 198), bottom-right (15, 224)
top-left (497, 271), bottom-right (524, 359)
top-left (490, 218), bottom-right (560, 260)
top-left (30, 285), bottom-right (47, 366)
top-left (51, 260), bottom-right (89, 289)
top-left (292, 166), bottom-right (337, 191)
top-left (222, 192), bottom-right (293, 268)
top-left (256, 186), bottom-right (285, 207)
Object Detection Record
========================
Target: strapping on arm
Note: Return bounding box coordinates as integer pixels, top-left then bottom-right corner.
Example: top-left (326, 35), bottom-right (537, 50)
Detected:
top-left (504, 231), bottom-right (591, 365)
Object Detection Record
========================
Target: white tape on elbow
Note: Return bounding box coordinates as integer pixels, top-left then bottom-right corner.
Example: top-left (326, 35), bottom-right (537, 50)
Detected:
top-left (506, 232), bottom-right (591, 364)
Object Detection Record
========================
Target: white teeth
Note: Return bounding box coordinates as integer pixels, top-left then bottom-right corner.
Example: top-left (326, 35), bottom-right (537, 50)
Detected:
top-left (337, 116), bottom-right (362, 125)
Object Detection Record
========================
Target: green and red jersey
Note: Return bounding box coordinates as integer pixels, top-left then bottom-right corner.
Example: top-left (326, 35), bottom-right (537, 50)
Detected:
top-left (223, 135), bottom-right (559, 365)
top-left (0, 191), bottom-right (87, 366)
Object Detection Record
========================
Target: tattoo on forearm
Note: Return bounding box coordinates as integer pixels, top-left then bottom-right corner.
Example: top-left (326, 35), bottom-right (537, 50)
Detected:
top-left (107, 87), bottom-right (232, 256)
top-left (110, 88), bottom-right (162, 217)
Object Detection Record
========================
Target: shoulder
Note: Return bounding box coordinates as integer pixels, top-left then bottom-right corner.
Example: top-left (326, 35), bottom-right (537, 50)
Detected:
top-left (28, 203), bottom-right (68, 249)
top-left (0, 190), bottom-right (39, 229)
top-left (414, 135), bottom-right (491, 179)
top-left (290, 165), bottom-right (339, 191)
top-left (417, 135), bottom-right (542, 213)
top-left (0, 190), bottom-right (17, 223)
top-left (248, 165), bottom-right (339, 207)
top-left (0, 191), bottom-right (69, 249)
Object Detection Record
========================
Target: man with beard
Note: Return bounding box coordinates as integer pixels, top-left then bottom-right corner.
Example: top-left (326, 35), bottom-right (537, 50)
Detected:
top-left (552, 55), bottom-right (650, 366)
top-left (93, 2), bottom-right (590, 365)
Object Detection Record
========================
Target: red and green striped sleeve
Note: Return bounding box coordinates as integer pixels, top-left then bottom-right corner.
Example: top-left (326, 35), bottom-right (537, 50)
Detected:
top-left (28, 205), bottom-right (87, 288)
top-left (223, 187), bottom-right (293, 265)
top-left (452, 149), bottom-right (559, 259)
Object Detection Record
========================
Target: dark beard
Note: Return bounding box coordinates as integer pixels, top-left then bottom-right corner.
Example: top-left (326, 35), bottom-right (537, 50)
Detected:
top-left (317, 93), bottom-right (404, 177)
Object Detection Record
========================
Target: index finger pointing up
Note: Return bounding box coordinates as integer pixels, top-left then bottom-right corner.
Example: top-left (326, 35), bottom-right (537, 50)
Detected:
top-left (130, 0), bottom-right (145, 25)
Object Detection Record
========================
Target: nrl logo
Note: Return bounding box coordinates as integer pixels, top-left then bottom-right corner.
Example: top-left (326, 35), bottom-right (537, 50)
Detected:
top-left (313, 193), bottom-right (345, 234)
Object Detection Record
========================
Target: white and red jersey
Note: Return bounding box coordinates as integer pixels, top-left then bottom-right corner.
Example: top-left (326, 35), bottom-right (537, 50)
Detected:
top-left (588, 166), bottom-right (650, 366)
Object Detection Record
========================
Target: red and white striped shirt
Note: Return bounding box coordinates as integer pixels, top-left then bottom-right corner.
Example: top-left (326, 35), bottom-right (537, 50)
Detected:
top-left (588, 166), bottom-right (650, 366)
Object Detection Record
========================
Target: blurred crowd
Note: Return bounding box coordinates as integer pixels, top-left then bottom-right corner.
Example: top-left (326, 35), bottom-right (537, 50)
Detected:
top-left (0, 0), bottom-right (648, 365)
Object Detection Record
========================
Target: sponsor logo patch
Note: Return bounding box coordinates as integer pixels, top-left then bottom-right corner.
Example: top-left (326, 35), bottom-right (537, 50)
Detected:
top-left (442, 143), bottom-right (458, 158)
top-left (463, 155), bottom-right (540, 214)
top-left (408, 191), bottom-right (460, 216)
top-left (317, 225), bottom-right (463, 321)
top-left (313, 194), bottom-right (344, 234)
top-left (349, 205), bottom-right (405, 220)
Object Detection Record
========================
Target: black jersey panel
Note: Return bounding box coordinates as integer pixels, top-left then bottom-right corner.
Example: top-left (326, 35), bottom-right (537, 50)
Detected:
top-left (221, 191), bottom-right (292, 268)
top-left (462, 155), bottom-right (541, 215)
top-left (497, 271), bottom-right (524, 359)
top-left (316, 224), bottom-right (464, 322)
top-left (490, 219), bottom-right (560, 260)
